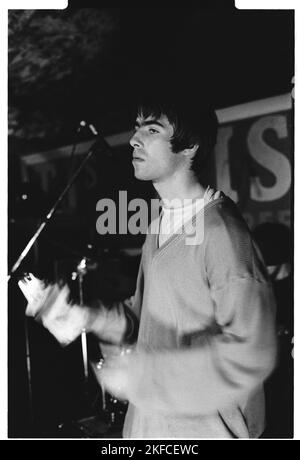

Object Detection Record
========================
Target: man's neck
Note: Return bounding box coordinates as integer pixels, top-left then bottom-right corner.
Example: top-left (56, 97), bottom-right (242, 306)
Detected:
top-left (153, 171), bottom-right (207, 208)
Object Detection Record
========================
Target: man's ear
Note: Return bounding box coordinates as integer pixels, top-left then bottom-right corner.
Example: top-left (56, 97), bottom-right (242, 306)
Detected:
top-left (183, 144), bottom-right (199, 159)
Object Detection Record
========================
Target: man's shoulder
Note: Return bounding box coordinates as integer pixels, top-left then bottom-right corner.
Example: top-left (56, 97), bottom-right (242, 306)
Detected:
top-left (204, 195), bottom-right (250, 239)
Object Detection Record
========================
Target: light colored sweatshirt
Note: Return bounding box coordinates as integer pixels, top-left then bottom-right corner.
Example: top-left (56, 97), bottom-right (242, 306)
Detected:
top-left (118, 194), bottom-right (277, 438)
top-left (158, 186), bottom-right (222, 247)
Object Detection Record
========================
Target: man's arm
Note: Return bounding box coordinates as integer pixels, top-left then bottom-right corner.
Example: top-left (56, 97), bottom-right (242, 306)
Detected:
top-left (87, 255), bottom-right (144, 344)
top-left (20, 255), bottom-right (144, 347)
top-left (86, 299), bottom-right (138, 345)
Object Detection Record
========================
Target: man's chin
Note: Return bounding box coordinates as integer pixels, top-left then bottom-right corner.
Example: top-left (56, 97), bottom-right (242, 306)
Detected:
top-left (133, 171), bottom-right (150, 181)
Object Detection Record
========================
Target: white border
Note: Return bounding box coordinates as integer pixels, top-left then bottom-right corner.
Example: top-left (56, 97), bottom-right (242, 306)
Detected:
top-left (1, 0), bottom-right (298, 441)
top-left (7, 0), bottom-right (67, 9)
top-left (236, 0), bottom-right (295, 9)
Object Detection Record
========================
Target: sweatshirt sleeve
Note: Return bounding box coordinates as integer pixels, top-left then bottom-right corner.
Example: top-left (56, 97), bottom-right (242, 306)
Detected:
top-left (89, 254), bottom-right (143, 345)
top-left (123, 212), bottom-right (277, 415)
top-left (122, 254), bottom-right (144, 321)
top-left (118, 256), bottom-right (144, 344)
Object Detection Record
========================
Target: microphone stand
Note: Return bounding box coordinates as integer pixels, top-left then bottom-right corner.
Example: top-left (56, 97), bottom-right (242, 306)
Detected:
top-left (8, 135), bottom-right (104, 281)
top-left (74, 257), bottom-right (89, 400)
top-left (8, 126), bottom-right (108, 433)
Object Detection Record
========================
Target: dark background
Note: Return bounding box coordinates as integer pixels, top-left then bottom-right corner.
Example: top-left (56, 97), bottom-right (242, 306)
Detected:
top-left (8, 3), bottom-right (294, 148)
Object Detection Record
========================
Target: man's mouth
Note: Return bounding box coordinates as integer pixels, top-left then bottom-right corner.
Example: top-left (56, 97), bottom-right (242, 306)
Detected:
top-left (132, 155), bottom-right (145, 162)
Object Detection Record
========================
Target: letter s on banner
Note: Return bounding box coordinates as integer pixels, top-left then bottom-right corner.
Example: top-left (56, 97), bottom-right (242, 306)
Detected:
top-left (248, 115), bottom-right (291, 202)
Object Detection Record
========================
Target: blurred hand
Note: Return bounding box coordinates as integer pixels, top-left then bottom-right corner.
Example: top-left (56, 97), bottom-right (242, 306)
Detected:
top-left (18, 273), bottom-right (49, 316)
top-left (18, 274), bottom-right (127, 346)
top-left (91, 348), bottom-right (134, 400)
top-left (40, 284), bottom-right (90, 345)
top-left (19, 273), bottom-right (89, 346)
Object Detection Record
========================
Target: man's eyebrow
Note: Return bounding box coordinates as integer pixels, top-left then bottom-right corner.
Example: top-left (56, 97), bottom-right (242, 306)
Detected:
top-left (134, 119), bottom-right (165, 128)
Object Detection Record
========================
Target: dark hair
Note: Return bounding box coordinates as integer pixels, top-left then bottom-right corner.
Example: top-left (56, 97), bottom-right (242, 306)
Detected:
top-left (136, 88), bottom-right (218, 179)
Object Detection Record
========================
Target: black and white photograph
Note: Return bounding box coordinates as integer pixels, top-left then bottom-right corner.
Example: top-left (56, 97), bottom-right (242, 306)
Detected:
top-left (7, 1), bottom-right (294, 440)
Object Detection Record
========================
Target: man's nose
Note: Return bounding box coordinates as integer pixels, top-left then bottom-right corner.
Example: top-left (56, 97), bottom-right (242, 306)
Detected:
top-left (129, 131), bottom-right (143, 148)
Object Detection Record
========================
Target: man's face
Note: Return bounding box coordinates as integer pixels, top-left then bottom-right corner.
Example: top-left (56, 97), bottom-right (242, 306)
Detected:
top-left (129, 114), bottom-right (184, 182)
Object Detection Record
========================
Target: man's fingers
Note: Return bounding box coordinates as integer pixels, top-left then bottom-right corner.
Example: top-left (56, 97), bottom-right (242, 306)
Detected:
top-left (19, 273), bottom-right (48, 317)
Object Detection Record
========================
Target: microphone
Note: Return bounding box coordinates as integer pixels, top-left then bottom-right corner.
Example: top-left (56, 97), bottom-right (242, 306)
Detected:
top-left (80, 120), bottom-right (98, 136)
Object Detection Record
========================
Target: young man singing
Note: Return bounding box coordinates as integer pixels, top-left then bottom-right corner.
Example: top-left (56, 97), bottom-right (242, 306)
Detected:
top-left (23, 91), bottom-right (277, 438)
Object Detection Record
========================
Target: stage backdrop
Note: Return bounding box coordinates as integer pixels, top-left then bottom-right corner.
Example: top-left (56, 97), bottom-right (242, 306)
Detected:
top-left (19, 93), bottom-right (293, 235)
